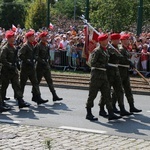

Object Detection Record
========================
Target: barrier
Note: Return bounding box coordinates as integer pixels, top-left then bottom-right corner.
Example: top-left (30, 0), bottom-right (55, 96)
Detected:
top-left (50, 50), bottom-right (150, 74)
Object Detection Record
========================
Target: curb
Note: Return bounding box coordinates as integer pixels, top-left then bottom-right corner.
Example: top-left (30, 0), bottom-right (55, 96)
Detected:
top-left (27, 82), bottom-right (150, 96)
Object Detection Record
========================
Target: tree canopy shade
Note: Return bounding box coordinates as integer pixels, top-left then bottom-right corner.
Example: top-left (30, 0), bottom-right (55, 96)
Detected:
top-left (0, 0), bottom-right (26, 29)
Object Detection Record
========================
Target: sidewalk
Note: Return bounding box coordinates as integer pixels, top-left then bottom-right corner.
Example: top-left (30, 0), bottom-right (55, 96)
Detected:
top-left (0, 123), bottom-right (150, 150)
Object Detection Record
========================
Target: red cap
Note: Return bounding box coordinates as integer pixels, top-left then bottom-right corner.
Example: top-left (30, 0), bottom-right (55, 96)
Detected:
top-left (110, 33), bottom-right (121, 40)
top-left (120, 34), bottom-right (130, 40)
top-left (25, 31), bottom-right (34, 38)
top-left (5, 31), bottom-right (14, 39)
top-left (98, 34), bottom-right (108, 41)
top-left (39, 32), bottom-right (48, 38)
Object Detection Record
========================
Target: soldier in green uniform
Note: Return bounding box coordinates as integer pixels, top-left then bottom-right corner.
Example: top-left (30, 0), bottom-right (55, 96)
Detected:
top-left (0, 47), bottom-right (11, 112)
top-left (1, 31), bottom-right (30, 109)
top-left (116, 34), bottom-right (142, 113)
top-left (33, 32), bottom-right (62, 102)
top-left (86, 34), bottom-right (122, 121)
top-left (99, 33), bottom-right (133, 117)
top-left (18, 31), bottom-right (48, 105)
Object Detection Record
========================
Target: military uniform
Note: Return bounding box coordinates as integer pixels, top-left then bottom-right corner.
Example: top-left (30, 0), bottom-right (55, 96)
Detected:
top-left (117, 34), bottom-right (142, 113)
top-left (100, 42), bottom-right (133, 116)
top-left (86, 39), bottom-right (122, 121)
top-left (33, 40), bottom-right (62, 101)
top-left (18, 40), bottom-right (48, 105)
top-left (0, 52), bottom-right (11, 112)
top-left (1, 39), bottom-right (30, 109)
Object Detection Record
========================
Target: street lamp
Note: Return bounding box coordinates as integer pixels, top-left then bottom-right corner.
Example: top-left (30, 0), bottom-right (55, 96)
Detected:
top-left (74, 0), bottom-right (77, 21)
top-left (85, 0), bottom-right (89, 21)
top-left (137, 0), bottom-right (143, 36)
top-left (47, 0), bottom-right (50, 28)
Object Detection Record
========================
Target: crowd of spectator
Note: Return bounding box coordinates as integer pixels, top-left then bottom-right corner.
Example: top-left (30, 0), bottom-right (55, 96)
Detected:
top-left (0, 22), bottom-right (150, 74)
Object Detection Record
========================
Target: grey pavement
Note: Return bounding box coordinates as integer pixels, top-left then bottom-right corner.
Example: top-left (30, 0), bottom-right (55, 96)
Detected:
top-left (0, 85), bottom-right (150, 150)
top-left (0, 123), bottom-right (150, 150)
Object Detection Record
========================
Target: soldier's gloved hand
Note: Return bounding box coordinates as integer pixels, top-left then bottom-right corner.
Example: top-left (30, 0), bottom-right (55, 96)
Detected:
top-left (130, 61), bottom-right (135, 69)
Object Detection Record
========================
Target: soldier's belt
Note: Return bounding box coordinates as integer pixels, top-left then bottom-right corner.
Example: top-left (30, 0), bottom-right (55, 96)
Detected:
top-left (118, 64), bottom-right (129, 68)
top-left (108, 63), bottom-right (118, 67)
top-left (91, 67), bottom-right (106, 71)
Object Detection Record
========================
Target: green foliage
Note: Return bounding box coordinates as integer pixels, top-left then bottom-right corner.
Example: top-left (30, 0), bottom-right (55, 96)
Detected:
top-left (0, 0), bottom-right (26, 29)
top-left (51, 0), bottom-right (85, 19)
top-left (25, 0), bottom-right (47, 31)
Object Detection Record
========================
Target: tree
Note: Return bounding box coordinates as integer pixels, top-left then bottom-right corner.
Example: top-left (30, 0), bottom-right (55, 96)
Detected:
top-left (51, 0), bottom-right (85, 19)
top-left (0, 0), bottom-right (26, 29)
top-left (25, 0), bottom-right (47, 30)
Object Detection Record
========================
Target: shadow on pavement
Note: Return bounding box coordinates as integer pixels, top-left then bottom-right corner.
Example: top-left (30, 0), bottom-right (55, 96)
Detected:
top-left (46, 102), bottom-right (72, 111)
top-left (91, 115), bottom-right (149, 137)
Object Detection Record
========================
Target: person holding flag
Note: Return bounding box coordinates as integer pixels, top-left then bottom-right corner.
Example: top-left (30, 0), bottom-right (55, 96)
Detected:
top-left (85, 34), bottom-right (122, 121)
top-left (99, 33), bottom-right (133, 117)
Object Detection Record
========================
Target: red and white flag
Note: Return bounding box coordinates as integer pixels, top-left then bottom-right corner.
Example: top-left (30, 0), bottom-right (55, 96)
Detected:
top-left (83, 25), bottom-right (99, 62)
top-left (49, 23), bottom-right (54, 30)
top-left (12, 24), bottom-right (17, 32)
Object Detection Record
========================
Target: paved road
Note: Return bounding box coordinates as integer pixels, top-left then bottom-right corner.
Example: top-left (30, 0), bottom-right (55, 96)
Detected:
top-left (1, 85), bottom-right (150, 141)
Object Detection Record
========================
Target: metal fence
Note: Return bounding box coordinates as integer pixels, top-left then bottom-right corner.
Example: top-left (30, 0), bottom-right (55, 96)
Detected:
top-left (50, 50), bottom-right (150, 75)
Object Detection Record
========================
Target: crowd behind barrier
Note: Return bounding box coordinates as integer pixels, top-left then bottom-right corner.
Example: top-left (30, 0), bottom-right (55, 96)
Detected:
top-left (0, 24), bottom-right (150, 74)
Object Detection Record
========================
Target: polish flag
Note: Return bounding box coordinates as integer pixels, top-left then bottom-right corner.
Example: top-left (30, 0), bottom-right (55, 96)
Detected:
top-left (83, 25), bottom-right (99, 63)
top-left (49, 23), bottom-right (54, 30)
top-left (12, 24), bottom-right (17, 32)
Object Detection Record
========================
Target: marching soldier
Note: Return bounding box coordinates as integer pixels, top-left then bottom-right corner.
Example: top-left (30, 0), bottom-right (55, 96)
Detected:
top-left (1, 31), bottom-right (30, 109)
top-left (33, 32), bottom-right (62, 102)
top-left (18, 31), bottom-right (48, 105)
top-left (99, 33), bottom-right (133, 117)
top-left (0, 46), bottom-right (11, 112)
top-left (86, 34), bottom-right (122, 121)
top-left (115, 34), bottom-right (142, 113)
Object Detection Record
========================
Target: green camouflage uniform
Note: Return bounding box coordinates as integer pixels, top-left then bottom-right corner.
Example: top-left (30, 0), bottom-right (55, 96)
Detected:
top-left (118, 46), bottom-right (134, 105)
top-left (18, 41), bottom-right (41, 96)
top-left (86, 45), bottom-right (112, 111)
top-left (33, 41), bottom-right (56, 95)
top-left (100, 45), bottom-right (124, 108)
top-left (1, 43), bottom-right (23, 100)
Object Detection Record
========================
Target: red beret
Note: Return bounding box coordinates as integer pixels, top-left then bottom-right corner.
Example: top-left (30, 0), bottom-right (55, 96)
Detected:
top-left (5, 31), bottom-right (14, 39)
top-left (110, 33), bottom-right (121, 40)
top-left (39, 32), bottom-right (48, 38)
top-left (120, 34), bottom-right (130, 40)
top-left (98, 34), bottom-right (108, 42)
top-left (25, 31), bottom-right (34, 38)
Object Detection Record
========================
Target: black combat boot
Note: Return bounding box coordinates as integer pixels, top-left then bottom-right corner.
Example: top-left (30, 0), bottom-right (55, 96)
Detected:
top-left (108, 110), bottom-right (122, 120)
top-left (113, 104), bottom-right (120, 114)
top-left (36, 95), bottom-right (48, 105)
top-left (120, 105), bottom-right (133, 116)
top-left (99, 106), bottom-right (108, 118)
top-left (86, 108), bottom-right (98, 121)
top-left (4, 97), bottom-right (10, 100)
top-left (129, 103), bottom-right (142, 113)
top-left (0, 102), bottom-right (11, 113)
top-left (17, 98), bottom-right (30, 109)
top-left (52, 91), bottom-right (63, 101)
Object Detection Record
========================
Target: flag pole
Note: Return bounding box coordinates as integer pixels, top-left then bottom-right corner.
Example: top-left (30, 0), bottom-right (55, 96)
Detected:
top-left (79, 15), bottom-right (121, 55)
